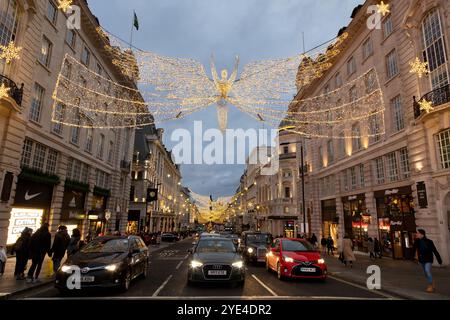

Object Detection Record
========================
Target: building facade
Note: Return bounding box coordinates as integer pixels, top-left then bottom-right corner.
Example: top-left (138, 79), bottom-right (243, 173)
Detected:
top-left (292, 0), bottom-right (450, 264)
top-left (0, 0), bottom-right (137, 247)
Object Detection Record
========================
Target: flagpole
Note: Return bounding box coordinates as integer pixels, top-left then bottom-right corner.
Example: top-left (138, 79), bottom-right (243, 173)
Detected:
top-left (130, 10), bottom-right (135, 49)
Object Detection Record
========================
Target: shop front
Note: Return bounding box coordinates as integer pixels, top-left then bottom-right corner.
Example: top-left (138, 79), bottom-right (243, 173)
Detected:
top-left (127, 210), bottom-right (141, 234)
top-left (342, 194), bottom-right (368, 252)
top-left (7, 177), bottom-right (54, 245)
top-left (375, 186), bottom-right (416, 260)
top-left (267, 216), bottom-right (298, 237)
top-left (321, 199), bottom-right (338, 247)
top-left (88, 192), bottom-right (109, 237)
top-left (61, 185), bottom-right (88, 235)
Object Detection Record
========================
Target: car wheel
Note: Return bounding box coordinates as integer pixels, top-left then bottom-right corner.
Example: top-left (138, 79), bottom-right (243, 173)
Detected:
top-left (122, 269), bottom-right (132, 292)
top-left (277, 263), bottom-right (285, 281)
top-left (141, 260), bottom-right (149, 279)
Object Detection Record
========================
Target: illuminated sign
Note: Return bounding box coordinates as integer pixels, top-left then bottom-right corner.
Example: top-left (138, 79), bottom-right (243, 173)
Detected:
top-left (7, 208), bottom-right (44, 245)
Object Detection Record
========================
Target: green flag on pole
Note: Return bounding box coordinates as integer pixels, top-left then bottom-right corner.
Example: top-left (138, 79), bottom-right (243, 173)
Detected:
top-left (133, 11), bottom-right (139, 30)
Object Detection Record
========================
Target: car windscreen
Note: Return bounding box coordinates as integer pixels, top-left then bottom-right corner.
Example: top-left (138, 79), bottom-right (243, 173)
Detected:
top-left (196, 239), bottom-right (236, 253)
top-left (282, 240), bottom-right (315, 252)
top-left (246, 234), bottom-right (271, 245)
top-left (80, 239), bottom-right (129, 253)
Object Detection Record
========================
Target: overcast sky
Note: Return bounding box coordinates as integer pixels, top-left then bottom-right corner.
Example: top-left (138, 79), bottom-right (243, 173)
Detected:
top-left (89, 0), bottom-right (362, 198)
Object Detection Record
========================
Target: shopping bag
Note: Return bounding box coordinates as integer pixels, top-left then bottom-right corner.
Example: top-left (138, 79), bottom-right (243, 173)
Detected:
top-left (46, 259), bottom-right (54, 277)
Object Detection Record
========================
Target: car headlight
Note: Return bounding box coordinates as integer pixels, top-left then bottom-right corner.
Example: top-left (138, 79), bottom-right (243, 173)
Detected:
top-left (61, 265), bottom-right (75, 274)
top-left (190, 260), bottom-right (203, 268)
top-left (318, 259), bottom-right (325, 264)
top-left (232, 261), bottom-right (244, 269)
top-left (283, 256), bottom-right (294, 263)
top-left (105, 263), bottom-right (120, 272)
top-left (247, 247), bottom-right (254, 254)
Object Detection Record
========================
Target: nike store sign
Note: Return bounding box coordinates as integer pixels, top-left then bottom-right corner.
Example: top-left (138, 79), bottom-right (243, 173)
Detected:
top-left (14, 177), bottom-right (53, 208)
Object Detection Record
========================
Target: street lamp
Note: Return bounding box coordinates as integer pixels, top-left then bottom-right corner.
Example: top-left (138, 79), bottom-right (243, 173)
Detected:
top-left (296, 137), bottom-right (310, 236)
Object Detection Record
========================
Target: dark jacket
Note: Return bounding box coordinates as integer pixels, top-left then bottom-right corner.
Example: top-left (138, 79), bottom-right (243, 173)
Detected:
top-left (50, 230), bottom-right (71, 259)
top-left (321, 238), bottom-right (327, 246)
top-left (12, 233), bottom-right (31, 255)
top-left (66, 236), bottom-right (81, 257)
top-left (412, 238), bottom-right (442, 264)
top-left (29, 227), bottom-right (51, 257)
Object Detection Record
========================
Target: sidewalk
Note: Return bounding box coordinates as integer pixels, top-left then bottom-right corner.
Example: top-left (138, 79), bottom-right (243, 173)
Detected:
top-left (326, 253), bottom-right (450, 300)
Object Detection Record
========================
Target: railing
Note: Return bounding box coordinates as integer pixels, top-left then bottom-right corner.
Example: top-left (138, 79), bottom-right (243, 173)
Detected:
top-left (279, 152), bottom-right (296, 160)
top-left (414, 83), bottom-right (450, 119)
top-left (0, 74), bottom-right (23, 106)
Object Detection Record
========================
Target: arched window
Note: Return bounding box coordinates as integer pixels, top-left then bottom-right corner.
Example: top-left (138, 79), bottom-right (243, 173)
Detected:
top-left (422, 9), bottom-right (449, 89)
top-left (0, 0), bottom-right (19, 73)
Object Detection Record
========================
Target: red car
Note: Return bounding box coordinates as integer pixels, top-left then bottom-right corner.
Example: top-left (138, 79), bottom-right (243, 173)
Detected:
top-left (266, 238), bottom-right (327, 280)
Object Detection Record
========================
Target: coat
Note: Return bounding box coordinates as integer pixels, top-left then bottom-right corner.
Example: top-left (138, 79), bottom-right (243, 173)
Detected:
top-left (50, 230), bottom-right (70, 259)
top-left (412, 238), bottom-right (442, 264)
top-left (368, 240), bottom-right (375, 253)
top-left (342, 238), bottom-right (356, 262)
top-left (29, 227), bottom-right (51, 257)
top-left (66, 236), bottom-right (81, 256)
top-left (12, 233), bottom-right (31, 255)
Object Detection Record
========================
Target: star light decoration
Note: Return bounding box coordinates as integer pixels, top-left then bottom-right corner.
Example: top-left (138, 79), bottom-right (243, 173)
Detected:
top-left (57, 0), bottom-right (73, 12)
top-left (0, 83), bottom-right (10, 99)
top-left (0, 41), bottom-right (22, 64)
top-left (419, 99), bottom-right (434, 113)
top-left (377, 1), bottom-right (390, 16)
top-left (409, 57), bottom-right (429, 78)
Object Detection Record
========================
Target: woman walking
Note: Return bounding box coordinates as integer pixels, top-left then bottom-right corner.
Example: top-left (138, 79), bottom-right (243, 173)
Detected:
top-left (342, 234), bottom-right (356, 268)
top-left (368, 238), bottom-right (375, 260)
top-left (12, 228), bottom-right (33, 280)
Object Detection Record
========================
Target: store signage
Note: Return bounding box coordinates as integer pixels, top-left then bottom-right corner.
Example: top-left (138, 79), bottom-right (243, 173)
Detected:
top-left (14, 178), bottom-right (53, 208)
top-left (348, 196), bottom-right (358, 201)
top-left (390, 221), bottom-right (402, 226)
top-left (7, 208), bottom-right (44, 245)
top-left (385, 189), bottom-right (399, 195)
top-left (416, 182), bottom-right (428, 208)
top-left (88, 215), bottom-right (99, 220)
top-left (61, 188), bottom-right (86, 220)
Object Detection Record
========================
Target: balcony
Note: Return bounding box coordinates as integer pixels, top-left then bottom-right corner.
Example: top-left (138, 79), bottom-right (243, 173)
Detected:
top-left (279, 152), bottom-right (296, 160)
top-left (414, 84), bottom-right (450, 119)
top-left (0, 74), bottom-right (24, 107)
top-left (120, 160), bottom-right (131, 172)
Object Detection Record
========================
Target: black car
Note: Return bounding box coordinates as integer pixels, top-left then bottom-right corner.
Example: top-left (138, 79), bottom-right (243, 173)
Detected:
top-left (187, 237), bottom-right (245, 287)
top-left (240, 232), bottom-right (272, 263)
top-left (55, 236), bottom-right (149, 294)
top-left (161, 233), bottom-right (179, 242)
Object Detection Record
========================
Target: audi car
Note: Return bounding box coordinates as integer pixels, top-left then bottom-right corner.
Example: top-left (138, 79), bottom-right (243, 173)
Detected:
top-left (266, 238), bottom-right (327, 280)
top-left (240, 231), bottom-right (272, 264)
top-left (187, 237), bottom-right (245, 286)
top-left (55, 236), bottom-right (149, 294)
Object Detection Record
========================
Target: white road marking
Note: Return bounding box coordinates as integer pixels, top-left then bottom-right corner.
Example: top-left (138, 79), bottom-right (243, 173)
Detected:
top-left (251, 274), bottom-right (278, 296)
top-left (152, 275), bottom-right (173, 297)
top-left (175, 261), bottom-right (184, 270)
top-left (328, 275), bottom-right (398, 299)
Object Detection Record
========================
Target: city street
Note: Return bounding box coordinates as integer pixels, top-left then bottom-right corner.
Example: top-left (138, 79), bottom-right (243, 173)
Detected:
top-left (14, 238), bottom-right (394, 300)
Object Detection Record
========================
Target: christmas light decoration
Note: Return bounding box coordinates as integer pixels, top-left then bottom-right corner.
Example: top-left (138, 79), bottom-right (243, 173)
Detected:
top-left (409, 57), bottom-right (429, 78)
top-left (57, 0), bottom-right (73, 12)
top-left (0, 41), bottom-right (22, 64)
top-left (0, 84), bottom-right (10, 99)
top-left (377, 1), bottom-right (390, 16)
top-left (418, 99), bottom-right (433, 114)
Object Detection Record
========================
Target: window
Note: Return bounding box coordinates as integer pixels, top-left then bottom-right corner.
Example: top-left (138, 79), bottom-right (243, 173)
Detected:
top-left (386, 152), bottom-right (399, 182)
top-left (365, 69), bottom-right (377, 93)
top-left (283, 146), bottom-right (289, 154)
top-left (349, 86), bottom-right (358, 102)
top-left (362, 37), bottom-right (373, 60)
top-left (327, 140), bottom-right (334, 164)
top-left (399, 148), bottom-right (410, 178)
top-left (96, 169), bottom-right (110, 189)
top-left (375, 157), bottom-right (385, 184)
top-left (46, 1), bottom-right (57, 24)
top-left (422, 9), bottom-right (449, 90)
top-left (96, 62), bottom-right (103, 76)
top-left (338, 132), bottom-right (346, 158)
top-left (67, 158), bottom-right (89, 183)
top-left (66, 29), bottom-right (76, 48)
top-left (342, 170), bottom-right (349, 191)
top-left (0, 0), bottom-right (19, 72)
top-left (437, 129), bottom-right (450, 169)
top-left (70, 110), bottom-right (81, 144)
top-left (62, 60), bottom-right (72, 79)
top-left (52, 103), bottom-right (65, 135)
top-left (347, 56), bottom-right (356, 76)
top-left (391, 95), bottom-right (405, 132)
top-left (29, 83), bottom-right (45, 123)
top-left (20, 139), bottom-right (58, 174)
top-left (283, 170), bottom-right (292, 178)
top-left (350, 167), bottom-right (357, 190)
top-left (369, 112), bottom-right (382, 143)
top-left (39, 36), bottom-right (52, 67)
top-left (97, 134), bottom-right (105, 159)
top-left (107, 141), bottom-right (114, 164)
top-left (352, 124), bottom-right (361, 152)
top-left (359, 164), bottom-right (365, 187)
top-left (383, 15), bottom-right (393, 38)
top-left (284, 187), bottom-right (291, 199)
top-left (335, 73), bottom-right (342, 88)
top-left (81, 46), bottom-right (90, 66)
top-left (85, 127), bottom-right (93, 153)
top-left (318, 146), bottom-right (323, 168)
top-left (386, 50), bottom-right (399, 79)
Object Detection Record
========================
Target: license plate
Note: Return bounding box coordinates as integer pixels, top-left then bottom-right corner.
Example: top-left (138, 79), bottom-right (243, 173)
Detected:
top-left (208, 270), bottom-right (227, 276)
top-left (80, 276), bottom-right (95, 282)
top-left (300, 268), bottom-right (316, 273)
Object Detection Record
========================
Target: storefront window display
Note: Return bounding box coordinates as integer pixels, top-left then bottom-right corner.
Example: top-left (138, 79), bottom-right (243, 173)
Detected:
top-left (342, 194), bottom-right (368, 252)
top-left (322, 199), bottom-right (338, 248)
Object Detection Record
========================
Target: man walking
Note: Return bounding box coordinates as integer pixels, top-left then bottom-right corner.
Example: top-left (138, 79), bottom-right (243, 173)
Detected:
top-left (411, 229), bottom-right (443, 293)
top-left (49, 226), bottom-right (70, 273)
top-left (27, 223), bottom-right (51, 283)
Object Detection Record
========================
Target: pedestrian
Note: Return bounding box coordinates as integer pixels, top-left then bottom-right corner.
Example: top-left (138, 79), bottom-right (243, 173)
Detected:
top-left (342, 234), bottom-right (356, 268)
top-left (49, 226), bottom-right (70, 273)
top-left (411, 229), bottom-right (443, 293)
top-left (0, 245), bottom-right (6, 276)
top-left (67, 228), bottom-right (82, 257)
top-left (326, 236), bottom-right (334, 256)
top-left (321, 236), bottom-right (327, 255)
top-left (310, 233), bottom-right (318, 248)
top-left (374, 238), bottom-right (382, 259)
top-left (12, 227), bottom-right (32, 280)
top-left (27, 223), bottom-right (51, 283)
top-left (368, 238), bottom-right (375, 260)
